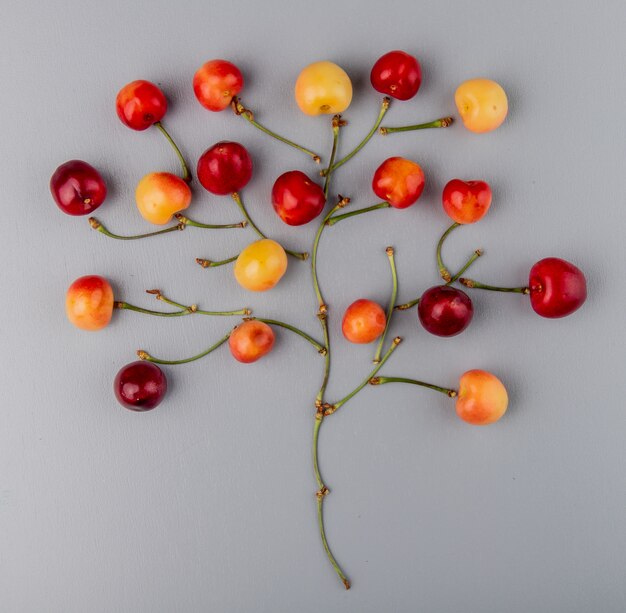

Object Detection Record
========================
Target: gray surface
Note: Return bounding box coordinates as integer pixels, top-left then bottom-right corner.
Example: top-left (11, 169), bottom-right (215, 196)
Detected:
top-left (1, 1), bottom-right (625, 611)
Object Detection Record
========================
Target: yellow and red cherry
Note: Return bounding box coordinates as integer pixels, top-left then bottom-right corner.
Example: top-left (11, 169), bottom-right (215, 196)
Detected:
top-left (456, 370), bottom-right (508, 425)
top-left (116, 80), bottom-right (167, 131)
top-left (135, 172), bottom-right (191, 225)
top-left (272, 170), bottom-right (326, 226)
top-left (370, 50), bottom-right (422, 100)
top-left (197, 141), bottom-right (253, 195)
top-left (114, 361), bottom-right (167, 411)
top-left (66, 275), bottom-right (114, 331)
top-left (418, 286), bottom-right (474, 337)
top-left (442, 179), bottom-right (492, 224)
top-left (529, 258), bottom-right (587, 318)
top-left (342, 299), bottom-right (386, 344)
top-left (229, 320), bottom-right (275, 363)
top-left (50, 160), bottom-right (107, 216)
top-left (295, 61), bottom-right (353, 115)
top-left (234, 239), bottom-right (288, 292)
top-left (193, 59), bottom-right (244, 112)
top-left (372, 157), bottom-right (425, 209)
top-left (455, 78), bottom-right (508, 133)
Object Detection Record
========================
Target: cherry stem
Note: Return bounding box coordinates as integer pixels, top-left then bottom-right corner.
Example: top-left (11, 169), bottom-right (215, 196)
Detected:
top-left (144, 289), bottom-right (250, 316)
top-left (231, 192), bottom-right (308, 261)
top-left (437, 222), bottom-right (461, 282)
top-left (323, 115), bottom-right (342, 199)
top-left (325, 337), bottom-right (402, 415)
top-left (249, 317), bottom-right (326, 354)
top-left (312, 412), bottom-right (350, 590)
top-left (153, 121), bottom-right (192, 183)
top-left (321, 97), bottom-right (390, 177)
top-left (232, 97), bottom-right (321, 163)
top-left (326, 202), bottom-right (390, 227)
top-left (373, 247), bottom-right (398, 364)
top-left (369, 376), bottom-right (457, 398)
top-left (196, 256), bottom-right (238, 268)
top-left (379, 116), bottom-right (454, 135)
top-left (137, 331), bottom-right (231, 365)
top-left (459, 278), bottom-right (530, 294)
top-left (175, 214), bottom-right (247, 230)
top-left (115, 302), bottom-right (188, 317)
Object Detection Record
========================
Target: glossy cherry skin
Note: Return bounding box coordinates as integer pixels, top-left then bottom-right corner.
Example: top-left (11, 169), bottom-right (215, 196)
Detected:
top-left (50, 160), bottom-right (107, 216)
top-left (372, 157), bottom-right (425, 209)
top-left (370, 50), bottom-right (422, 100)
top-left (456, 370), bottom-right (508, 425)
top-left (114, 361), bottom-right (167, 411)
top-left (295, 61), bottom-right (353, 115)
top-left (442, 179), bottom-right (492, 224)
top-left (66, 275), bottom-right (114, 331)
top-left (418, 286), bottom-right (474, 337)
top-left (197, 141), bottom-right (253, 195)
top-left (229, 320), bottom-right (275, 363)
top-left (116, 80), bottom-right (167, 131)
top-left (528, 258), bottom-right (587, 318)
top-left (135, 172), bottom-right (191, 225)
top-left (193, 59), bottom-right (244, 112)
top-left (455, 79), bottom-right (508, 133)
top-left (342, 299), bottom-right (386, 344)
top-left (272, 171), bottom-right (326, 226)
top-left (234, 239), bottom-right (288, 292)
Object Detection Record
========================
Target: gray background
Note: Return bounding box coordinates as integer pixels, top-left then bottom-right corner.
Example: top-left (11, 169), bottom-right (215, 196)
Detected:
top-left (1, 1), bottom-right (625, 611)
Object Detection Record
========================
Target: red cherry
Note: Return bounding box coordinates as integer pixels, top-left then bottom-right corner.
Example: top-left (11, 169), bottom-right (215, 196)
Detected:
top-left (372, 157), bottom-right (425, 209)
top-left (370, 50), bottom-right (422, 100)
top-left (342, 299), bottom-right (386, 344)
top-left (528, 258), bottom-right (587, 318)
top-left (442, 179), bottom-right (492, 224)
top-left (418, 285), bottom-right (474, 337)
top-left (114, 361), bottom-right (167, 411)
top-left (193, 59), bottom-right (244, 112)
top-left (116, 80), bottom-right (167, 131)
top-left (50, 160), bottom-right (107, 216)
top-left (229, 320), bottom-right (275, 363)
top-left (272, 171), bottom-right (326, 226)
top-left (197, 141), bottom-right (253, 195)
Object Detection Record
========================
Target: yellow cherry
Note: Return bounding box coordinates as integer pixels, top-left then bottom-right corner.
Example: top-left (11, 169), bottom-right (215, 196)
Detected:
top-left (455, 79), bottom-right (508, 133)
top-left (234, 239), bottom-right (288, 291)
top-left (455, 370), bottom-right (508, 425)
top-left (135, 172), bottom-right (191, 225)
top-left (295, 61), bottom-right (353, 116)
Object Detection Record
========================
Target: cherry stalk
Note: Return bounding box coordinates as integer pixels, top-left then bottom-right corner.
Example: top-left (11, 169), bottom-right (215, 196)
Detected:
top-left (379, 116), bottom-right (453, 136)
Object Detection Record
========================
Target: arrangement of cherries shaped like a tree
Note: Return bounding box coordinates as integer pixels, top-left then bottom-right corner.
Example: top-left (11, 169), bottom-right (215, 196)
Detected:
top-left (52, 51), bottom-right (587, 590)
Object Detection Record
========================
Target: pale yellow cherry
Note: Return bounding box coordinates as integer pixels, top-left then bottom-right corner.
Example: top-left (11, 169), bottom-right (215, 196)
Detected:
top-left (455, 78), bottom-right (508, 133)
top-left (234, 239), bottom-right (288, 291)
top-left (295, 61), bottom-right (353, 116)
top-left (135, 172), bottom-right (191, 225)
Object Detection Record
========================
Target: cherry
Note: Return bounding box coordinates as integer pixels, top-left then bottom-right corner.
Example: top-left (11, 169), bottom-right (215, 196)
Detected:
top-left (418, 286), bottom-right (473, 337)
top-left (193, 60), bottom-right (244, 112)
top-left (295, 61), bottom-right (353, 115)
top-left (529, 258), bottom-right (587, 318)
top-left (114, 361), bottom-right (167, 411)
top-left (342, 299), bottom-right (386, 344)
top-left (135, 172), bottom-right (191, 225)
top-left (116, 80), bottom-right (167, 131)
top-left (372, 157), bottom-right (425, 209)
top-left (272, 171), bottom-right (326, 226)
top-left (234, 239), bottom-right (288, 292)
top-left (455, 79), bottom-right (508, 133)
top-left (197, 141), bottom-right (253, 195)
top-left (66, 275), bottom-right (114, 331)
top-left (370, 50), bottom-right (422, 101)
top-left (456, 370), bottom-right (508, 425)
top-left (50, 160), bottom-right (107, 216)
top-left (229, 320), bottom-right (275, 363)
top-left (442, 179), bottom-right (492, 224)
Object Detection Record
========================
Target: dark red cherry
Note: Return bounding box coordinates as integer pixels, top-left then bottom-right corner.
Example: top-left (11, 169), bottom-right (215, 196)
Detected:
top-left (197, 141), bottom-right (253, 195)
top-left (272, 170), bottom-right (326, 226)
top-left (528, 258), bottom-right (587, 318)
top-left (50, 160), bottom-right (107, 216)
top-left (114, 361), bottom-right (167, 411)
top-left (370, 50), bottom-right (422, 101)
top-left (116, 80), bottom-right (167, 131)
top-left (418, 285), bottom-right (474, 337)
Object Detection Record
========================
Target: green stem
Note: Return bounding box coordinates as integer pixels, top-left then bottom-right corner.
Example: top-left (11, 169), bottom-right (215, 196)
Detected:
top-left (196, 256), bottom-right (239, 268)
top-left (137, 331), bottom-right (231, 365)
top-left (448, 249), bottom-right (483, 284)
top-left (436, 222), bottom-right (461, 282)
top-left (153, 121), bottom-right (192, 182)
top-left (89, 217), bottom-right (185, 240)
top-left (323, 116), bottom-right (341, 199)
top-left (175, 214), bottom-right (246, 229)
top-left (369, 376), bottom-right (457, 397)
top-left (326, 337), bottom-right (402, 415)
top-left (144, 289), bottom-right (250, 316)
top-left (253, 318), bottom-right (326, 354)
top-left (460, 279), bottom-right (530, 294)
top-left (379, 116), bottom-right (453, 135)
top-left (394, 297), bottom-right (419, 311)
top-left (373, 247), bottom-right (398, 363)
top-left (322, 97), bottom-right (390, 177)
top-left (231, 192), bottom-right (308, 261)
top-left (326, 202), bottom-right (390, 226)
top-left (115, 301), bottom-right (189, 317)
top-left (233, 98), bottom-right (320, 163)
